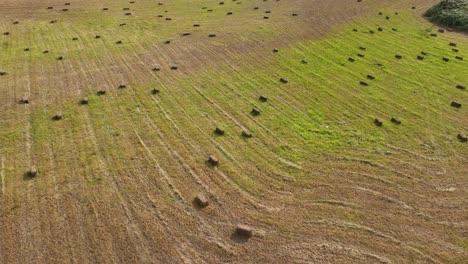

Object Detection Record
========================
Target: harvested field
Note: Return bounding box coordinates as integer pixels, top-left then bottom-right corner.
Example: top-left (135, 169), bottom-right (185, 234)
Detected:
top-left (0, 0), bottom-right (467, 263)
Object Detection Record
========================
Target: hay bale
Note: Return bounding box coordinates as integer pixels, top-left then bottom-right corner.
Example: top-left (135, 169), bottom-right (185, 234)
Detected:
top-left (455, 56), bottom-right (463, 60)
top-left (263, 16), bottom-right (269, 19)
top-left (391, 117), bottom-right (401, 124)
top-left (259, 95), bottom-right (268, 102)
top-left (369, 30), bottom-right (375, 34)
top-left (47, 7), bottom-right (53, 9)
top-left (357, 53), bottom-right (364, 57)
top-left (208, 34), bottom-right (217, 37)
top-left (359, 46), bottom-right (366, 50)
top-left (81, 97), bottom-right (89, 105)
top-left (116, 40), bottom-right (122, 44)
top-left (458, 133), bottom-right (467, 142)
top-left (348, 57), bottom-right (355, 62)
top-left (118, 84), bottom-right (126, 89)
top-left (456, 84), bottom-right (465, 90)
top-left (353, 28), bottom-right (358, 32)
top-left (29, 166), bottom-right (38, 177)
top-left (57, 56), bottom-right (64, 60)
top-left (242, 129), bottom-right (252, 138)
top-left (125, 12), bottom-right (132, 16)
top-left (119, 23), bottom-right (126, 26)
top-left (378, 27), bottom-right (383, 31)
top-left (103, 7), bottom-right (108, 11)
top-left (72, 37), bottom-right (78, 40)
top-left (182, 32), bottom-right (191, 36)
top-left (215, 127), bottom-right (225, 135)
top-left (280, 77), bottom-right (288, 83)
top-left (301, 59), bottom-right (308, 64)
top-left (194, 194), bottom-right (209, 207)
top-left (0, 71), bottom-right (6, 76)
top-left (251, 108), bottom-right (261, 116)
top-left (272, 48), bottom-right (279, 53)
top-left (442, 57), bottom-right (449, 62)
top-left (451, 101), bottom-right (462, 108)
top-left (395, 54), bottom-right (402, 59)
top-left (449, 42), bottom-right (456, 47)
top-left (165, 18), bottom-right (172, 21)
top-left (421, 51), bottom-right (428, 55)
top-left (152, 88), bottom-right (160, 94)
top-left (392, 28), bottom-right (398, 31)
top-left (193, 24), bottom-right (200, 27)
top-left (438, 28), bottom-right (445, 33)
top-left (292, 13), bottom-right (298, 16)
top-left (43, 50), bottom-right (49, 54)
top-left (97, 89), bottom-right (106, 95)
top-left (95, 35), bottom-right (101, 39)
top-left (208, 155), bottom-right (219, 166)
top-left (453, 48), bottom-right (459, 52)
top-left (235, 225), bottom-right (253, 239)
top-left (417, 55), bottom-right (424, 60)
top-left (24, 48), bottom-right (30, 51)
top-left (374, 118), bottom-right (383, 126)
top-left (170, 65), bottom-right (178, 70)
top-left (164, 40), bottom-right (171, 44)
top-left (3, 32), bottom-right (10, 35)
top-left (152, 67), bottom-right (161, 72)
top-left (430, 33), bottom-right (437, 37)
top-left (20, 97), bottom-right (29, 104)
top-left (385, 16), bottom-right (390, 20)
top-left (360, 81), bottom-right (369, 86)
top-left (54, 112), bottom-right (63, 120)
top-left (227, 12), bottom-right (233, 15)
top-left (13, 21), bottom-right (19, 25)
top-left (367, 75), bottom-right (375, 80)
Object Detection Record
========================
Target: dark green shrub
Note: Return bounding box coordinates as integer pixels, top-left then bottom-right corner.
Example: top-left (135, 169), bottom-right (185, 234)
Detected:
top-left (424, 0), bottom-right (468, 32)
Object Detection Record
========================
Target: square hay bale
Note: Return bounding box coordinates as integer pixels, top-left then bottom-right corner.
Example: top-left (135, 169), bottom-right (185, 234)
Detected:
top-left (235, 225), bottom-right (253, 239)
top-left (292, 13), bottom-right (298, 16)
top-left (359, 81), bottom-right (369, 86)
top-left (259, 95), bottom-right (268, 102)
top-left (152, 88), bottom-right (160, 94)
top-left (95, 35), bottom-right (101, 39)
top-left (0, 71), bottom-right (7, 76)
top-left (29, 166), bottom-right (38, 177)
top-left (208, 34), bottom-right (217, 37)
top-left (280, 77), bottom-right (288, 83)
top-left (81, 97), bottom-right (89, 105)
top-left (194, 194), bottom-right (209, 207)
top-left (456, 84), bottom-right (465, 90)
top-left (54, 112), bottom-right (63, 120)
top-left (103, 7), bottom-right (108, 11)
top-left (395, 54), bottom-right (402, 59)
top-left (438, 29), bottom-right (445, 33)
top-left (455, 56), bottom-right (463, 60)
top-left (170, 65), bottom-right (178, 70)
top-left (421, 51), bottom-right (428, 55)
top-left (3, 32), bottom-right (10, 35)
top-left (453, 48), bottom-right (459, 52)
top-left (348, 57), bottom-right (355, 62)
top-left (116, 40), bottom-right (122, 44)
top-left (152, 67), bottom-right (161, 72)
top-left (182, 32), bottom-right (191, 36)
top-left (193, 24), bottom-right (200, 27)
top-left (391, 117), bottom-right (401, 124)
top-left (451, 101), bottom-right (462, 108)
top-left (353, 28), bottom-right (358, 32)
top-left (242, 129), bottom-right (252, 138)
top-left (215, 127), bottom-right (225, 135)
top-left (359, 46), bottom-right (366, 50)
top-left (118, 84), bottom-right (126, 89)
top-left (392, 28), bottom-right (398, 31)
top-left (366, 75), bottom-right (375, 80)
top-left (369, 30), bottom-right (374, 34)
top-left (442, 57), bottom-right (449, 62)
top-left (43, 50), bottom-right (49, 54)
top-left (251, 108), bottom-right (261, 115)
top-left (227, 12), bottom-right (233, 15)
top-left (417, 55), bottom-right (424, 60)
top-left (24, 48), bottom-right (30, 51)
top-left (57, 56), bottom-right (64, 60)
top-left (357, 53), bottom-right (364, 57)
top-left (458, 133), bottom-right (467, 142)
top-left (20, 97), bottom-right (30, 104)
top-left (97, 89), bottom-right (106, 95)
top-left (378, 27), bottom-right (383, 31)
top-left (449, 42), bottom-right (456, 47)
top-left (120, 23), bottom-right (126, 26)
top-left (430, 33), bottom-right (437, 37)
top-left (208, 155), bottom-right (219, 166)
top-left (374, 118), bottom-right (383, 126)
top-left (272, 48), bottom-right (279, 53)
top-left (72, 37), bottom-right (78, 41)
top-left (301, 59), bottom-right (308, 64)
